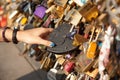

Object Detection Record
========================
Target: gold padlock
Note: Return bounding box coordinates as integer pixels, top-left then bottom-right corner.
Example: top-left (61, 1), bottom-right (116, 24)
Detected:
top-left (86, 41), bottom-right (97, 59)
top-left (55, 6), bottom-right (64, 18)
top-left (79, 2), bottom-right (99, 21)
top-left (54, 0), bottom-right (68, 7)
top-left (85, 68), bottom-right (98, 78)
top-left (20, 17), bottom-right (27, 25)
top-left (73, 34), bottom-right (88, 46)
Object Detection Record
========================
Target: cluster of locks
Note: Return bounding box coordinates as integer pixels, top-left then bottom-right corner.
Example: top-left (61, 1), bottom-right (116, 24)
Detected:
top-left (0, 0), bottom-right (120, 80)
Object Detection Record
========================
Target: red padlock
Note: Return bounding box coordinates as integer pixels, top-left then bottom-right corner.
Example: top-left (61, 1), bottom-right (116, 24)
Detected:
top-left (64, 61), bottom-right (75, 74)
top-left (0, 15), bottom-right (7, 28)
top-left (0, 7), bottom-right (7, 28)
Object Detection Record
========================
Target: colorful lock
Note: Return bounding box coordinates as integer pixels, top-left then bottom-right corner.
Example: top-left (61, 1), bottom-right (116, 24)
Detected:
top-left (0, 15), bottom-right (7, 28)
top-left (34, 5), bottom-right (47, 19)
top-left (79, 2), bottom-right (99, 21)
top-left (20, 17), bottom-right (27, 25)
top-left (86, 41), bottom-right (97, 59)
top-left (73, 34), bottom-right (88, 46)
top-left (64, 61), bottom-right (75, 74)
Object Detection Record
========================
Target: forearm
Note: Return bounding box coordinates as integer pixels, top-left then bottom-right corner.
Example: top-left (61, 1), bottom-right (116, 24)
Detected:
top-left (0, 28), bottom-right (23, 42)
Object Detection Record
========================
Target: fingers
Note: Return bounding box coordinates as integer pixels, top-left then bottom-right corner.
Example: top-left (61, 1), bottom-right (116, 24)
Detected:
top-left (39, 38), bottom-right (55, 47)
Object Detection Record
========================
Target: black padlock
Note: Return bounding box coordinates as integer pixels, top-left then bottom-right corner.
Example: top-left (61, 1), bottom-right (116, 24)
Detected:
top-left (79, 22), bottom-right (85, 35)
top-left (17, 1), bottom-right (29, 13)
top-left (35, 50), bottom-right (44, 61)
top-left (28, 44), bottom-right (38, 57)
top-left (47, 23), bottom-right (77, 54)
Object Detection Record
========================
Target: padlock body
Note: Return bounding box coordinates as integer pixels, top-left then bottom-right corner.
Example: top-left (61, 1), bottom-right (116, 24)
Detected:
top-left (87, 42), bottom-right (97, 59)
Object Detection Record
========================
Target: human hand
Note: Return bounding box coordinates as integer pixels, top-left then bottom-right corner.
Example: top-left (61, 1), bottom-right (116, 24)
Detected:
top-left (17, 27), bottom-right (54, 47)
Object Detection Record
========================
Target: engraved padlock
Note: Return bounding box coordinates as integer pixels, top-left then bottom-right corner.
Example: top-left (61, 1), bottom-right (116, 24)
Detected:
top-left (34, 5), bottom-right (47, 19)
top-left (73, 34), bottom-right (88, 46)
top-left (79, 2), bottom-right (99, 21)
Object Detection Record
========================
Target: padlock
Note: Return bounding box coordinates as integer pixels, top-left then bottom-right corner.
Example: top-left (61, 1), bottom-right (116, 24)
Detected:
top-left (17, 1), bottom-right (29, 13)
top-left (63, 61), bottom-right (75, 74)
top-left (64, 8), bottom-right (75, 21)
top-left (85, 68), bottom-right (98, 78)
top-left (86, 27), bottom-right (101, 59)
top-left (0, 15), bottom-right (7, 27)
top-left (47, 0), bottom-right (54, 7)
top-left (35, 50), bottom-right (43, 61)
top-left (57, 56), bottom-right (66, 65)
top-left (66, 72), bottom-right (77, 80)
top-left (28, 44), bottom-right (39, 57)
top-left (42, 14), bottom-right (55, 28)
top-left (86, 41), bottom-right (97, 59)
top-left (70, 9), bottom-right (82, 26)
top-left (40, 52), bottom-right (56, 71)
top-left (73, 34), bottom-right (88, 46)
top-left (34, 5), bottom-right (47, 19)
top-left (64, 8), bottom-right (82, 26)
top-left (79, 22), bottom-right (85, 35)
top-left (55, 6), bottom-right (64, 18)
top-left (45, 5), bottom-right (56, 13)
top-left (73, 0), bottom-right (88, 6)
top-left (47, 60), bottom-right (65, 80)
top-left (47, 23), bottom-right (77, 54)
top-left (54, 0), bottom-right (68, 7)
top-left (47, 68), bottom-right (66, 80)
top-left (79, 2), bottom-right (99, 21)
top-left (69, 73), bottom-right (77, 80)
top-left (83, 23), bottom-right (93, 39)
top-left (20, 17), bottom-right (27, 25)
top-left (97, 13), bottom-right (107, 23)
top-left (75, 51), bottom-right (92, 72)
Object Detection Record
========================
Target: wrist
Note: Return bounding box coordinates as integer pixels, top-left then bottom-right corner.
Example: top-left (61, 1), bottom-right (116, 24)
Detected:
top-left (4, 28), bottom-right (13, 42)
top-left (12, 27), bottom-right (19, 44)
top-left (17, 30), bottom-right (24, 42)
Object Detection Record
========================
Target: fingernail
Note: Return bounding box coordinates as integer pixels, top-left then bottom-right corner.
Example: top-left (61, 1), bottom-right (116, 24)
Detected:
top-left (50, 42), bottom-right (56, 47)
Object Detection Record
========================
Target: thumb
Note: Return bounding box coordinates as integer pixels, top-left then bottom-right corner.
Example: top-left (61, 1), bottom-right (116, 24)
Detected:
top-left (39, 38), bottom-right (55, 47)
